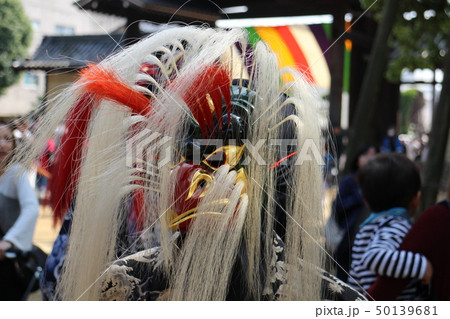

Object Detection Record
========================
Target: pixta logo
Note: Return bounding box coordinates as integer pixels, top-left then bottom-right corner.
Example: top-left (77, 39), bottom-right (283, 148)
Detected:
top-left (126, 129), bottom-right (324, 168)
top-left (126, 128), bottom-right (172, 168)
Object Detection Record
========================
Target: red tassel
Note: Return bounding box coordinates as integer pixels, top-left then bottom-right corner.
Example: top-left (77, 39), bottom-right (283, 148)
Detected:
top-left (182, 65), bottom-right (231, 137)
top-left (79, 63), bottom-right (150, 115)
top-left (49, 64), bottom-right (151, 224)
top-left (49, 94), bottom-right (96, 224)
top-left (128, 121), bottom-right (148, 231)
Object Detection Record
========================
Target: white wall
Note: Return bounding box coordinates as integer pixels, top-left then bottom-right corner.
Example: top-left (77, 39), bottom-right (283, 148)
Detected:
top-left (0, 0), bottom-right (125, 118)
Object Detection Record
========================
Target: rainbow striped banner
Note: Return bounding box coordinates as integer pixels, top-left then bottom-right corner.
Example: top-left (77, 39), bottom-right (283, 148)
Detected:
top-left (245, 24), bottom-right (332, 89)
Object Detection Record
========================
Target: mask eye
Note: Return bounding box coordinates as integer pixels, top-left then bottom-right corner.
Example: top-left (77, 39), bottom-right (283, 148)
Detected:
top-left (203, 151), bottom-right (226, 169)
top-left (202, 145), bottom-right (245, 170)
top-left (186, 170), bottom-right (213, 200)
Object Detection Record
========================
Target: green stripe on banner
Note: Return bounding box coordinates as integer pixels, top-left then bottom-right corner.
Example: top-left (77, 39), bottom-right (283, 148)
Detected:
top-left (343, 47), bottom-right (351, 93)
top-left (322, 23), bottom-right (333, 41)
top-left (246, 27), bottom-right (262, 48)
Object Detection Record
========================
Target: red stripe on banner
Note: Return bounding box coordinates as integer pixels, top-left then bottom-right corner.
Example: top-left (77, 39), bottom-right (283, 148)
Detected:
top-left (275, 26), bottom-right (315, 84)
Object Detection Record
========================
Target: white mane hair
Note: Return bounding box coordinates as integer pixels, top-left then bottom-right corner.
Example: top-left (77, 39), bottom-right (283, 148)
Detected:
top-left (17, 26), bottom-right (325, 300)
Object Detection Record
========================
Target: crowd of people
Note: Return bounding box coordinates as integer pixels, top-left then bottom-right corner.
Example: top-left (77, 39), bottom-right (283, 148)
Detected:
top-left (327, 128), bottom-right (449, 301)
top-left (0, 26), bottom-right (448, 302)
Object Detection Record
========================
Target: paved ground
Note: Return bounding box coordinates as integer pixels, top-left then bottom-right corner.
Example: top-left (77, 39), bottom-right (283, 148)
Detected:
top-left (26, 205), bottom-right (59, 301)
top-left (33, 206), bottom-right (60, 254)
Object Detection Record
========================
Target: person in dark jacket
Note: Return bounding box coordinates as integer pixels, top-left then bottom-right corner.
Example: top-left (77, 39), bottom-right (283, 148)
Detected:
top-left (331, 144), bottom-right (376, 281)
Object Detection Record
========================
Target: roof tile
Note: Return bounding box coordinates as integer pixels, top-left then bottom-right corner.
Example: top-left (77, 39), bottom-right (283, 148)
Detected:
top-left (16, 34), bottom-right (124, 70)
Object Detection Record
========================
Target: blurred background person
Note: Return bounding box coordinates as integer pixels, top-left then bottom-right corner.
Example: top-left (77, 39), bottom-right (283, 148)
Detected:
top-left (368, 179), bottom-right (450, 300)
top-left (332, 125), bottom-right (345, 168)
top-left (380, 126), bottom-right (405, 153)
top-left (35, 137), bottom-right (55, 203)
top-left (347, 153), bottom-right (431, 300)
top-left (12, 118), bottom-right (33, 144)
top-left (0, 121), bottom-right (39, 300)
top-left (329, 143), bottom-right (377, 281)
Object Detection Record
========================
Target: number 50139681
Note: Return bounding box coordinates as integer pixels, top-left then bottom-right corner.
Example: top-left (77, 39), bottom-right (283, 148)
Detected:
top-left (375, 305), bottom-right (438, 316)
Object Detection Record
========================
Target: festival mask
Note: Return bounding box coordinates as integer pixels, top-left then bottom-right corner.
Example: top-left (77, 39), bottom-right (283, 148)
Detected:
top-left (168, 80), bottom-right (255, 232)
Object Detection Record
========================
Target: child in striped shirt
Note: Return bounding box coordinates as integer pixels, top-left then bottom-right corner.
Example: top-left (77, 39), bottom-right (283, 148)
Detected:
top-left (347, 153), bottom-right (432, 300)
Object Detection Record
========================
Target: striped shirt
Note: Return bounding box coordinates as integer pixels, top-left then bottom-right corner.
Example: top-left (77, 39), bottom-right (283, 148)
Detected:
top-left (347, 213), bottom-right (427, 300)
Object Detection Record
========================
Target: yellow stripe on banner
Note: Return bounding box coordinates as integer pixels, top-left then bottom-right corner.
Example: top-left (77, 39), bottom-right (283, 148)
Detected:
top-left (290, 25), bottom-right (330, 89)
top-left (253, 26), bottom-right (295, 82)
